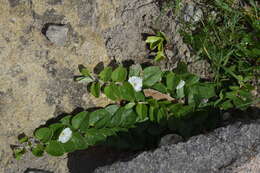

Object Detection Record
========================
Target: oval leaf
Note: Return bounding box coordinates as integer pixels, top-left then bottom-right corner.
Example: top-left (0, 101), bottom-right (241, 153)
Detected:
top-left (99, 67), bottom-right (112, 82)
top-left (34, 127), bottom-right (52, 143)
top-left (90, 82), bottom-right (101, 98)
top-left (104, 83), bottom-right (120, 100)
top-left (143, 66), bottom-right (162, 86)
top-left (136, 104), bottom-right (148, 122)
top-left (72, 111), bottom-right (88, 130)
top-left (111, 66), bottom-right (127, 82)
top-left (119, 82), bottom-right (135, 101)
top-left (45, 141), bottom-right (64, 156)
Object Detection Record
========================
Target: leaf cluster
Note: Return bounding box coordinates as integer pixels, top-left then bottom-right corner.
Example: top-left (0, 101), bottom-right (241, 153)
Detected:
top-left (145, 32), bottom-right (167, 61)
top-left (180, 0), bottom-right (259, 110)
top-left (14, 62), bottom-right (223, 158)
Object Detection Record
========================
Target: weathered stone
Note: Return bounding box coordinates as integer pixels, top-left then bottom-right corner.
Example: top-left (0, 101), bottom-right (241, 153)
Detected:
top-left (94, 120), bottom-right (260, 173)
top-left (8, 0), bottom-right (20, 7)
top-left (0, 0), bottom-right (110, 172)
top-left (183, 3), bottom-right (203, 22)
top-left (47, 0), bottom-right (62, 5)
top-left (159, 134), bottom-right (183, 147)
top-left (45, 25), bottom-right (69, 46)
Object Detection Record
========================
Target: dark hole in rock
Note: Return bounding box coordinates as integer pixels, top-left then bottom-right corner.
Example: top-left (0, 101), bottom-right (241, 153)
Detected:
top-left (8, 0), bottom-right (20, 7)
top-left (41, 23), bottom-right (66, 39)
top-left (93, 62), bottom-right (104, 74)
top-left (122, 60), bottom-right (135, 68)
top-left (107, 59), bottom-right (118, 70)
top-left (24, 168), bottom-right (53, 173)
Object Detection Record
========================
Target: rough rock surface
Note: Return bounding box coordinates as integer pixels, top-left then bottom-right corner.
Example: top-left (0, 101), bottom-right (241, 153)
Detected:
top-left (94, 120), bottom-right (260, 173)
top-left (0, 0), bottom-right (226, 172)
top-left (45, 24), bottom-right (69, 46)
top-left (0, 0), bottom-right (187, 172)
top-left (0, 0), bottom-right (110, 172)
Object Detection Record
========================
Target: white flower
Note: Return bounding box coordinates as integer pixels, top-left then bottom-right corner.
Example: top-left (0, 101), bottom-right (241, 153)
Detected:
top-left (128, 76), bottom-right (143, 92)
top-left (176, 80), bottom-right (185, 90)
top-left (58, 128), bottom-right (72, 143)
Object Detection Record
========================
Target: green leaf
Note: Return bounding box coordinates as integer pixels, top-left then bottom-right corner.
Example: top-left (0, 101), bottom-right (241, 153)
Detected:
top-left (99, 67), bottom-right (112, 82)
top-left (145, 36), bottom-right (162, 43)
top-left (152, 83), bottom-right (167, 93)
top-left (105, 105), bottom-right (120, 115)
top-left (136, 104), bottom-right (148, 122)
top-left (49, 123), bottom-right (64, 132)
top-left (188, 83), bottom-right (216, 104)
top-left (129, 64), bottom-right (142, 77)
top-left (46, 141), bottom-right (64, 156)
top-left (104, 83), bottom-right (120, 100)
top-left (157, 42), bottom-right (163, 51)
top-left (125, 102), bottom-right (136, 109)
top-left (149, 106), bottom-right (158, 122)
top-left (157, 31), bottom-right (167, 40)
top-left (166, 72), bottom-right (175, 90)
top-left (119, 82), bottom-right (135, 101)
top-left (220, 100), bottom-right (234, 110)
top-left (182, 73), bottom-right (200, 86)
top-left (61, 139), bottom-right (76, 153)
top-left (71, 132), bottom-right (88, 150)
top-left (135, 92), bottom-right (145, 101)
top-left (60, 115), bottom-right (72, 126)
top-left (75, 76), bottom-right (94, 83)
top-left (49, 123), bottom-right (65, 139)
top-left (155, 51), bottom-right (165, 61)
top-left (71, 111), bottom-right (88, 130)
top-left (176, 87), bottom-right (185, 98)
top-left (143, 66), bottom-right (162, 86)
top-left (18, 134), bottom-right (28, 144)
top-left (174, 62), bottom-right (188, 74)
top-left (89, 109), bottom-right (111, 127)
top-left (79, 66), bottom-right (91, 76)
top-left (14, 147), bottom-right (26, 160)
top-left (108, 107), bottom-right (137, 127)
top-left (150, 40), bottom-right (161, 50)
top-left (34, 127), bottom-right (53, 143)
top-left (157, 107), bottom-right (167, 124)
top-left (84, 128), bottom-right (108, 145)
top-left (111, 66), bottom-right (127, 82)
top-left (32, 144), bottom-right (44, 157)
top-left (169, 104), bottom-right (193, 118)
top-left (90, 82), bottom-right (101, 98)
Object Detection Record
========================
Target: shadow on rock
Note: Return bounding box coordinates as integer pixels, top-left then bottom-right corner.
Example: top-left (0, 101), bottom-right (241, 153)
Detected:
top-left (67, 146), bottom-right (136, 173)
top-left (24, 168), bottom-right (53, 173)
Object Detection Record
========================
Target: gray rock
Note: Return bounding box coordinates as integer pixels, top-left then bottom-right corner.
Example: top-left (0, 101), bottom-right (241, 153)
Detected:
top-left (8, 0), bottom-right (20, 7)
top-left (183, 3), bottom-right (203, 22)
top-left (223, 112), bottom-right (231, 121)
top-left (159, 134), bottom-right (183, 147)
top-left (94, 120), bottom-right (260, 173)
top-left (45, 25), bottom-right (69, 46)
top-left (101, 0), bottom-right (187, 66)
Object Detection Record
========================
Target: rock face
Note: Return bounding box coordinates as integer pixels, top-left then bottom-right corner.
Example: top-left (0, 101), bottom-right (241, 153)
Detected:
top-left (45, 24), bottom-right (69, 46)
top-left (94, 120), bottom-right (260, 173)
top-left (0, 0), bottom-right (239, 172)
top-left (0, 0), bottom-right (187, 172)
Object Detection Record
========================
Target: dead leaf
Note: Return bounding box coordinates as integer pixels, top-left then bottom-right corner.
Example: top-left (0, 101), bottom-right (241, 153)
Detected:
top-left (143, 89), bottom-right (178, 102)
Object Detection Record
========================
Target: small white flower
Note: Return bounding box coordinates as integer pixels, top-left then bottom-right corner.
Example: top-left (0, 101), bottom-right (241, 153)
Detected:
top-left (128, 76), bottom-right (143, 92)
top-left (202, 98), bottom-right (209, 103)
top-left (58, 128), bottom-right (72, 143)
top-left (176, 80), bottom-right (185, 90)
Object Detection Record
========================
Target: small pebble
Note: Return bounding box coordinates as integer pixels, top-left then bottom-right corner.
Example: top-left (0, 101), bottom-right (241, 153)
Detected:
top-left (45, 25), bottom-right (69, 46)
top-left (159, 134), bottom-right (183, 147)
top-left (223, 112), bottom-right (231, 120)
